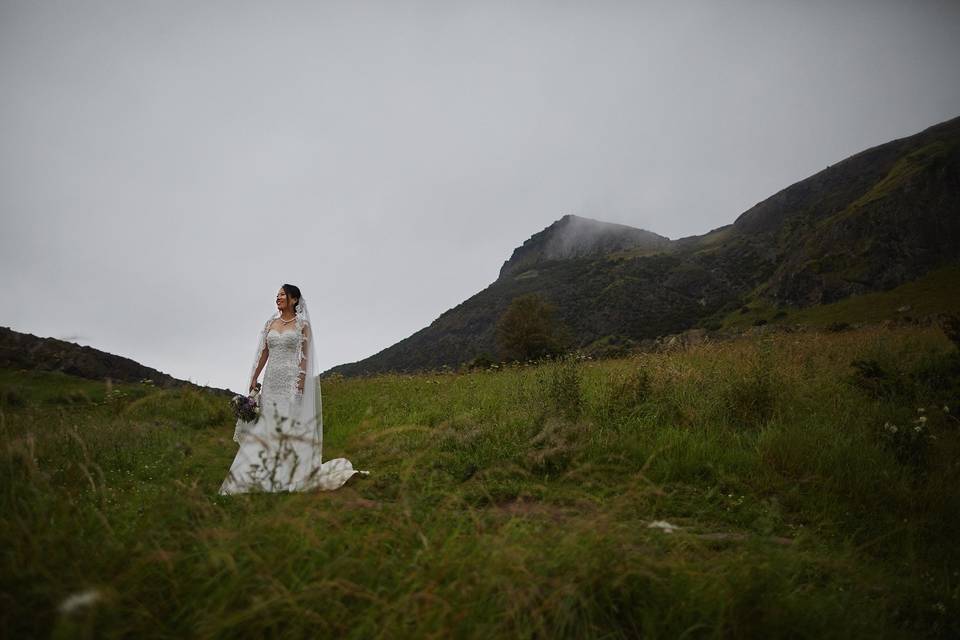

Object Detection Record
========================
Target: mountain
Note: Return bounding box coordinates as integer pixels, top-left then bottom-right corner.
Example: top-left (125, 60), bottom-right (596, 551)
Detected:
top-left (498, 215), bottom-right (671, 279)
top-left (0, 326), bottom-right (234, 396)
top-left (324, 115), bottom-right (960, 378)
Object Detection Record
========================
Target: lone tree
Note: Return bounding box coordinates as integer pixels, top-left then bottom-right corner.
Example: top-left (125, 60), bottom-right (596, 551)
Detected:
top-left (495, 293), bottom-right (572, 362)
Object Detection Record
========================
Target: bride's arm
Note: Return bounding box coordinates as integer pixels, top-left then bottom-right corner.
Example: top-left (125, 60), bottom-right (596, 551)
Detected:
top-left (250, 346), bottom-right (269, 391)
top-left (250, 323), bottom-right (270, 391)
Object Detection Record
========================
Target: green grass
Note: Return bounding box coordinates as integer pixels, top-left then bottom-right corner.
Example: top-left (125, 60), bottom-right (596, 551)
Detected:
top-left (842, 140), bottom-right (958, 214)
top-left (780, 264), bottom-right (960, 327)
top-left (714, 298), bottom-right (781, 330)
top-left (0, 369), bottom-right (160, 408)
top-left (717, 264), bottom-right (960, 330)
top-left (2, 323), bottom-right (959, 638)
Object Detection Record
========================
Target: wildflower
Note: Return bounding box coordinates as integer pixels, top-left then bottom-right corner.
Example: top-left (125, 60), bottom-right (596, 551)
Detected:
top-left (944, 405), bottom-right (950, 414)
top-left (884, 421), bottom-right (898, 434)
top-left (915, 416), bottom-right (927, 424)
top-left (917, 407), bottom-right (925, 414)
top-left (59, 588), bottom-right (101, 614)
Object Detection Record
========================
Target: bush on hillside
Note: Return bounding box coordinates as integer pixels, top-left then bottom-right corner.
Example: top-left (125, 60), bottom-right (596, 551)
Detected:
top-left (495, 293), bottom-right (572, 363)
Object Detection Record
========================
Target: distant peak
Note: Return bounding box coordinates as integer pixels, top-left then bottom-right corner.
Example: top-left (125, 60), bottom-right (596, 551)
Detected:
top-left (498, 214), bottom-right (670, 279)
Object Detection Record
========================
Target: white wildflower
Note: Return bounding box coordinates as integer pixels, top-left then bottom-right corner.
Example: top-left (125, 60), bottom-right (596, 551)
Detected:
top-left (884, 421), bottom-right (898, 434)
top-left (58, 588), bottom-right (101, 614)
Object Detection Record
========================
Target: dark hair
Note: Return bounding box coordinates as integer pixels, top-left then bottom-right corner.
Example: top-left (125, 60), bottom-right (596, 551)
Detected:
top-left (281, 284), bottom-right (302, 312)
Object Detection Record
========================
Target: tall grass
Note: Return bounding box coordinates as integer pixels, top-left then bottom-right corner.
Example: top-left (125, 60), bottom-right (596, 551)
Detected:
top-left (2, 323), bottom-right (958, 638)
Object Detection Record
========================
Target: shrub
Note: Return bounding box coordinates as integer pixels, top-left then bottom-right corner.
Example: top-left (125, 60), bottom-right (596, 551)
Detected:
top-left (495, 293), bottom-right (571, 362)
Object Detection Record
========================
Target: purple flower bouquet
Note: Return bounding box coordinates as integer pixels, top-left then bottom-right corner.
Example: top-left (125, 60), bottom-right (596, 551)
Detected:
top-left (230, 383), bottom-right (261, 423)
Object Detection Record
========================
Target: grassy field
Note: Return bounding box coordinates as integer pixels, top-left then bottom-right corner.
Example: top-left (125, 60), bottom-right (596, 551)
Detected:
top-left (2, 322), bottom-right (959, 638)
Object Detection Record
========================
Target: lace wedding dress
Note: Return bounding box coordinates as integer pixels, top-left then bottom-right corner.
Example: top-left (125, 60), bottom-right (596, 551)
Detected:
top-left (218, 308), bottom-right (368, 495)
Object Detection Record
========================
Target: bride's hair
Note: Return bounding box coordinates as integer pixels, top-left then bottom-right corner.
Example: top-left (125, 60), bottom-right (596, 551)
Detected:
top-left (281, 283), bottom-right (302, 312)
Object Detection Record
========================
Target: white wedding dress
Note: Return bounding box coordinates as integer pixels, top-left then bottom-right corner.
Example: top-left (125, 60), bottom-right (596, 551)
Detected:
top-left (218, 322), bottom-right (368, 495)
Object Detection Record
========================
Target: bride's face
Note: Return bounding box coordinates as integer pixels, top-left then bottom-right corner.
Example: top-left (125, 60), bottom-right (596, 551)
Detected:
top-left (276, 289), bottom-right (296, 313)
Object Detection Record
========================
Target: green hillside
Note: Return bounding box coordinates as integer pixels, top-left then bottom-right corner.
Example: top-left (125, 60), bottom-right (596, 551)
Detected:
top-left (327, 115), bottom-right (960, 378)
top-left (714, 264), bottom-right (960, 330)
top-left (3, 322), bottom-right (959, 638)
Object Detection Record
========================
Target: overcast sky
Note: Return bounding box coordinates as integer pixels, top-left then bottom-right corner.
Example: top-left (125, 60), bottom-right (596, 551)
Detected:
top-left (1, 0), bottom-right (959, 393)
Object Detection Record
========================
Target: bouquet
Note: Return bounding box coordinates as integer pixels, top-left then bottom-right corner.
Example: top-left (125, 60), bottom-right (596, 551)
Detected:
top-left (230, 383), bottom-right (261, 423)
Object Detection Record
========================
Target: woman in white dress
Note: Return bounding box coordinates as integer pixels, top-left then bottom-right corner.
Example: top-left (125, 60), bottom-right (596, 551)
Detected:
top-left (219, 284), bottom-right (368, 494)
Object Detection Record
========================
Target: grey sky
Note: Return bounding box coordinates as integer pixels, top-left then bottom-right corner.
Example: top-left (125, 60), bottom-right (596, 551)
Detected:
top-left (2, 0), bottom-right (959, 393)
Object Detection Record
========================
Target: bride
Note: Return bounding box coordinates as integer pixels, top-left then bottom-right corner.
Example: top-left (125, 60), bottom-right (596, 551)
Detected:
top-left (218, 284), bottom-right (368, 494)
